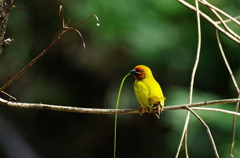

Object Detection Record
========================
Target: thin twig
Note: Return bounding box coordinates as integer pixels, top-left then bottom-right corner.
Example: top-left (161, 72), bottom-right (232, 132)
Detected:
top-left (65, 27), bottom-right (86, 48)
top-left (216, 29), bottom-right (240, 158)
top-left (0, 91), bottom-right (16, 100)
top-left (186, 107), bottom-right (219, 158)
top-left (215, 16), bottom-right (240, 25)
top-left (0, 13), bottom-right (99, 92)
top-left (208, 6), bottom-right (239, 41)
top-left (199, 0), bottom-right (240, 26)
top-left (59, 5), bottom-right (87, 49)
top-left (0, 32), bottom-right (63, 92)
top-left (177, 0), bottom-right (240, 44)
top-left (216, 30), bottom-right (240, 93)
top-left (230, 99), bottom-right (239, 158)
top-left (189, 0), bottom-right (201, 104)
top-left (191, 107), bottom-right (240, 116)
top-left (182, 115), bottom-right (190, 157)
top-left (175, 112), bottom-right (190, 158)
top-left (0, 97), bottom-right (240, 114)
top-left (184, 129), bottom-right (189, 158)
top-left (177, 0), bottom-right (202, 157)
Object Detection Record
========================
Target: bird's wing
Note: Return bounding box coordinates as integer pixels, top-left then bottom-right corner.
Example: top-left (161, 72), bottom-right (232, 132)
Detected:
top-left (150, 95), bottom-right (165, 106)
top-left (134, 81), bottom-right (152, 108)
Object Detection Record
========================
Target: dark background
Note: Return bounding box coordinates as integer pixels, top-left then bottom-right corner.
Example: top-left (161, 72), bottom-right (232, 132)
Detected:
top-left (0, 0), bottom-right (239, 157)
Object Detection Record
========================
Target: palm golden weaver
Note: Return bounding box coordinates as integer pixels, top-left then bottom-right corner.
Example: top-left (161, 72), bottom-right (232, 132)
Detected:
top-left (130, 65), bottom-right (165, 117)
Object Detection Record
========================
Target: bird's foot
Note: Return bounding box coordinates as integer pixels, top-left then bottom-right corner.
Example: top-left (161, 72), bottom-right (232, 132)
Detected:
top-left (154, 104), bottom-right (163, 119)
top-left (139, 106), bottom-right (146, 116)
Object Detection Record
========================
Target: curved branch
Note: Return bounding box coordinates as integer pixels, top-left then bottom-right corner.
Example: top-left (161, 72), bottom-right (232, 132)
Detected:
top-left (177, 0), bottom-right (240, 44)
top-left (0, 97), bottom-right (240, 114)
top-left (186, 107), bottom-right (219, 158)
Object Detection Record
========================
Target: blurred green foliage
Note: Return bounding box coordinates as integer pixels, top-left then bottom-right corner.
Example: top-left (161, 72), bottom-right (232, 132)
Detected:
top-left (0, 0), bottom-right (239, 158)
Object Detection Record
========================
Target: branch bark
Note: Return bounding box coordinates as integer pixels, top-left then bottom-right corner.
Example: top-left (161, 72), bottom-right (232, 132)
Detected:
top-left (0, 97), bottom-right (240, 114)
top-left (0, 0), bottom-right (14, 55)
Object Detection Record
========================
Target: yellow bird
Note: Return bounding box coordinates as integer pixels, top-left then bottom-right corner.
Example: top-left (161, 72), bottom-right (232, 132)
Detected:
top-left (129, 65), bottom-right (165, 117)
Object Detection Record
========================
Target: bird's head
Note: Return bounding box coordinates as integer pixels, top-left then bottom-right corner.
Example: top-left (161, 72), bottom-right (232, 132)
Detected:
top-left (129, 65), bottom-right (152, 80)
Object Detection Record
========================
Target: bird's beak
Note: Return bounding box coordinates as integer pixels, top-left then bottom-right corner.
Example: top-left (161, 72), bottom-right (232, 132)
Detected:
top-left (129, 69), bottom-right (140, 74)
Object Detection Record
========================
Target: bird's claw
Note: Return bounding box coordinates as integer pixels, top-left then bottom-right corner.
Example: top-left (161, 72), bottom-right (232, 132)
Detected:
top-left (154, 104), bottom-right (162, 119)
top-left (139, 106), bottom-right (145, 116)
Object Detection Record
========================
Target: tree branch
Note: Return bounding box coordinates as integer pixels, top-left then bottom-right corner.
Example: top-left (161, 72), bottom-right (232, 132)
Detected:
top-left (177, 0), bottom-right (240, 44)
top-left (0, 12), bottom-right (99, 92)
top-left (0, 0), bottom-right (14, 55)
top-left (186, 107), bottom-right (219, 158)
top-left (176, 0), bottom-right (202, 156)
top-left (191, 107), bottom-right (240, 116)
top-left (216, 29), bottom-right (240, 158)
top-left (0, 97), bottom-right (240, 114)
